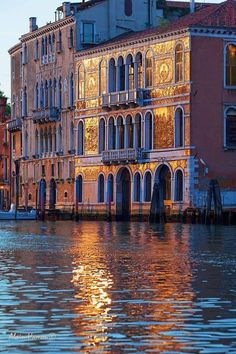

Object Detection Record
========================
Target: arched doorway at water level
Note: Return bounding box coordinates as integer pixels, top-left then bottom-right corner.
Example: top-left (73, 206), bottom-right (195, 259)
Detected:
top-left (49, 179), bottom-right (56, 209)
top-left (154, 164), bottom-right (172, 201)
top-left (39, 179), bottom-right (46, 211)
top-left (116, 167), bottom-right (131, 220)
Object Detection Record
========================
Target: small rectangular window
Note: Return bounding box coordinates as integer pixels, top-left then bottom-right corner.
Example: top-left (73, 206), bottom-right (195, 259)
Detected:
top-left (82, 23), bottom-right (94, 43)
top-left (42, 165), bottom-right (45, 177)
top-left (51, 164), bottom-right (55, 177)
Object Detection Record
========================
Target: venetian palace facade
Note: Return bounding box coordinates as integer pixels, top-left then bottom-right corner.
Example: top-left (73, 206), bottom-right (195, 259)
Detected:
top-left (8, 0), bottom-right (236, 219)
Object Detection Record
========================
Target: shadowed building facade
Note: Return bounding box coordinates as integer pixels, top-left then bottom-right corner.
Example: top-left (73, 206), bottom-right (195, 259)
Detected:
top-left (74, 0), bottom-right (236, 219)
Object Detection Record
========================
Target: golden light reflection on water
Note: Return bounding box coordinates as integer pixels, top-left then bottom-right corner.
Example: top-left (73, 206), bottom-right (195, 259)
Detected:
top-left (69, 222), bottom-right (195, 352)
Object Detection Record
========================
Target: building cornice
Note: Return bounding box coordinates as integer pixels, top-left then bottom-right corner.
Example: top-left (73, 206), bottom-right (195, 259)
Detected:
top-left (8, 42), bottom-right (22, 55)
top-left (20, 16), bottom-right (74, 43)
top-left (75, 28), bottom-right (190, 60)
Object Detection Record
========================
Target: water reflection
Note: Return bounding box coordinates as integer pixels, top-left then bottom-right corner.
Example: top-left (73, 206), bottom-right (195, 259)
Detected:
top-left (0, 221), bottom-right (236, 353)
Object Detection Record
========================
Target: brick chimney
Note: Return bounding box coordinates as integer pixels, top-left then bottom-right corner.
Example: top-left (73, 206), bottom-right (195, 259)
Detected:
top-left (29, 17), bottom-right (38, 32)
top-left (0, 97), bottom-right (7, 123)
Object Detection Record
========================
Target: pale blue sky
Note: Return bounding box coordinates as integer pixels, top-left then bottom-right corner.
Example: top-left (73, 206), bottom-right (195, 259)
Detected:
top-left (0, 0), bottom-right (222, 100)
top-left (0, 0), bottom-right (61, 98)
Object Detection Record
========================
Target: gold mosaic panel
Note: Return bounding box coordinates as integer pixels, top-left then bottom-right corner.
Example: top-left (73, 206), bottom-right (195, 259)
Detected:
top-left (153, 107), bottom-right (174, 149)
top-left (84, 118), bottom-right (98, 155)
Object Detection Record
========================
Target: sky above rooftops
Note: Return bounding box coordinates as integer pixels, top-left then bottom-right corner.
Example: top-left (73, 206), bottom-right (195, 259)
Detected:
top-left (0, 0), bottom-right (222, 100)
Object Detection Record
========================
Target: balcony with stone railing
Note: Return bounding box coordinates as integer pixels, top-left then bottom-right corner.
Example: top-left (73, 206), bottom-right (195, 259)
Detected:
top-left (102, 148), bottom-right (147, 164)
top-left (32, 107), bottom-right (60, 124)
top-left (7, 118), bottom-right (22, 132)
top-left (102, 89), bottom-right (146, 111)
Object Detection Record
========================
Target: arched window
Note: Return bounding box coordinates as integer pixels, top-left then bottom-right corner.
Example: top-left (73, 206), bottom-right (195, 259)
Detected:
top-left (108, 58), bottom-right (116, 93)
top-left (175, 44), bottom-right (184, 83)
top-left (58, 77), bottom-right (62, 109)
top-left (226, 44), bottom-right (236, 86)
top-left (107, 174), bottom-right (114, 202)
top-left (99, 118), bottom-right (106, 153)
top-left (35, 129), bottom-right (39, 155)
top-left (134, 113), bottom-right (142, 148)
top-left (45, 81), bottom-right (48, 108)
top-left (117, 116), bottom-right (125, 149)
top-left (144, 112), bottom-right (153, 150)
top-left (48, 127), bottom-right (52, 152)
top-left (125, 115), bottom-right (133, 148)
top-left (45, 36), bottom-right (48, 55)
top-left (98, 174), bottom-right (105, 203)
top-left (117, 56), bottom-right (125, 92)
top-left (99, 60), bottom-right (107, 95)
top-left (67, 73), bottom-right (73, 107)
top-left (53, 127), bottom-right (57, 152)
top-left (125, 0), bottom-right (132, 16)
top-left (23, 86), bottom-right (27, 117)
top-left (127, 54), bottom-right (134, 90)
top-left (70, 122), bottom-right (74, 151)
top-left (108, 117), bottom-right (116, 150)
top-left (135, 52), bottom-right (143, 89)
top-left (133, 172), bottom-right (141, 202)
top-left (145, 50), bottom-right (153, 88)
top-left (57, 125), bottom-right (62, 152)
top-left (175, 108), bottom-right (184, 147)
top-left (44, 128), bottom-right (48, 152)
top-left (53, 78), bottom-right (57, 107)
top-left (225, 107), bottom-right (236, 148)
top-left (77, 121), bottom-right (84, 155)
top-left (144, 171), bottom-right (152, 202)
top-left (24, 130), bottom-right (28, 157)
top-left (175, 170), bottom-right (183, 201)
top-left (49, 79), bottom-right (53, 108)
top-left (40, 82), bottom-right (44, 108)
top-left (40, 128), bottom-right (44, 153)
top-left (78, 65), bottom-right (85, 99)
top-left (35, 83), bottom-right (39, 109)
top-left (159, 165), bottom-right (172, 200)
top-left (41, 38), bottom-right (45, 57)
top-left (76, 175), bottom-right (83, 203)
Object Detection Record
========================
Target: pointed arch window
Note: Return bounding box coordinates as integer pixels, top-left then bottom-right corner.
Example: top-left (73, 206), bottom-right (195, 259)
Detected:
top-left (175, 44), bottom-right (184, 83)
top-left (77, 121), bottom-right (84, 155)
top-left (126, 115), bottom-right (133, 148)
top-left (70, 122), bottom-right (74, 151)
top-left (99, 118), bottom-right (106, 153)
top-left (175, 170), bottom-right (183, 201)
top-left (175, 108), bottom-right (184, 147)
top-left (78, 65), bottom-right (85, 99)
top-left (69, 73), bottom-right (74, 107)
top-left (35, 129), bottom-right (39, 155)
top-left (98, 174), bottom-right (105, 203)
top-left (117, 116), bottom-right (125, 149)
top-left (134, 172), bottom-right (141, 202)
top-left (108, 117), bottom-right (116, 150)
top-left (76, 175), bottom-right (83, 203)
top-left (99, 60), bottom-right (107, 96)
top-left (108, 58), bottom-right (116, 93)
top-left (58, 77), bottom-right (62, 109)
top-left (226, 44), bottom-right (236, 86)
top-left (144, 112), bottom-right (153, 150)
top-left (107, 174), bottom-right (114, 203)
top-left (145, 50), bottom-right (153, 88)
top-left (144, 171), bottom-right (152, 202)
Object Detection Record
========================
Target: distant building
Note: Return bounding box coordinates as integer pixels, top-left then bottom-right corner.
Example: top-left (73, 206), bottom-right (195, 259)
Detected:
top-left (74, 0), bottom-right (236, 219)
top-left (0, 96), bottom-right (10, 209)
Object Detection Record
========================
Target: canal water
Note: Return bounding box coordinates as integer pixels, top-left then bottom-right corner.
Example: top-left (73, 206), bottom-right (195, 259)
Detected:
top-left (0, 222), bottom-right (236, 353)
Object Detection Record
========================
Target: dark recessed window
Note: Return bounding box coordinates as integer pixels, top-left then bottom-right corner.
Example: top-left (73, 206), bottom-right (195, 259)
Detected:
top-left (125, 0), bottom-right (132, 17)
top-left (82, 23), bottom-right (94, 43)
